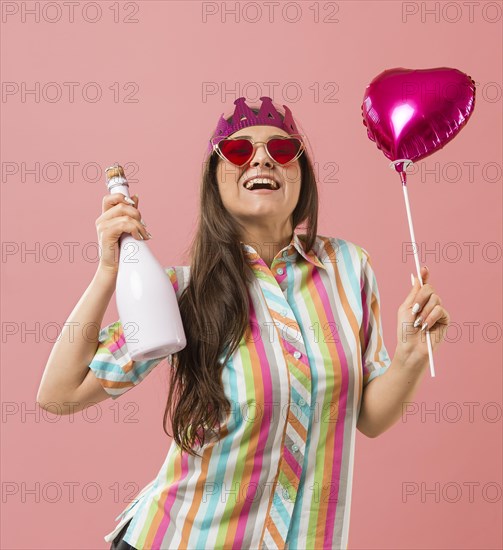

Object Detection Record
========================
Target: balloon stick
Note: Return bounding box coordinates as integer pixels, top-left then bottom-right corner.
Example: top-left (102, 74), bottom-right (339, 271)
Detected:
top-left (390, 159), bottom-right (436, 377)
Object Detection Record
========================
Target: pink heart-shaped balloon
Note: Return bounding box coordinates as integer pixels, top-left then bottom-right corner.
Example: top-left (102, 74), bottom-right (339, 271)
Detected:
top-left (361, 67), bottom-right (476, 172)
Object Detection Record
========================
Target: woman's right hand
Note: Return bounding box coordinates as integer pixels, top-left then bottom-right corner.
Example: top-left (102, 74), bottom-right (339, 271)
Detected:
top-left (95, 193), bottom-right (151, 275)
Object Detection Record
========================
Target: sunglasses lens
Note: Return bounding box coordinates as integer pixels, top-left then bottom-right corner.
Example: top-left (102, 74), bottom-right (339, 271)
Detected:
top-left (218, 139), bottom-right (253, 166)
top-left (267, 138), bottom-right (302, 164)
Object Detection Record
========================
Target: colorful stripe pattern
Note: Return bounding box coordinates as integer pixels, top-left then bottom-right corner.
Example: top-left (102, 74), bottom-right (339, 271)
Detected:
top-left (89, 234), bottom-right (392, 550)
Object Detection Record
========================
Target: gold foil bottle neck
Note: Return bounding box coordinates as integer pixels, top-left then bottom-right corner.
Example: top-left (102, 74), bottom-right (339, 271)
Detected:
top-left (105, 164), bottom-right (126, 181)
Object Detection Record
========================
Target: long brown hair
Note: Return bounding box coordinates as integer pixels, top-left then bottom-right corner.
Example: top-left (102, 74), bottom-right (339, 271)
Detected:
top-left (163, 108), bottom-right (320, 456)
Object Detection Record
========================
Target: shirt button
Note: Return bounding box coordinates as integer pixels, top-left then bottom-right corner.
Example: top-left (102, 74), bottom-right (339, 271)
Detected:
top-left (282, 309), bottom-right (288, 316)
top-left (291, 444), bottom-right (300, 453)
top-left (277, 268), bottom-right (284, 275)
top-left (282, 250), bottom-right (289, 258)
top-left (293, 351), bottom-right (302, 360)
top-left (299, 398), bottom-right (306, 406)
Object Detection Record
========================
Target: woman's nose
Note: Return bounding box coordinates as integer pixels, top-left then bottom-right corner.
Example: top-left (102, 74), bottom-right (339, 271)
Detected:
top-left (250, 144), bottom-right (273, 167)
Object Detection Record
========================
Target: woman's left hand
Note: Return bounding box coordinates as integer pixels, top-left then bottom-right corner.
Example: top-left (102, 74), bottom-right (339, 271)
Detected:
top-left (395, 266), bottom-right (451, 367)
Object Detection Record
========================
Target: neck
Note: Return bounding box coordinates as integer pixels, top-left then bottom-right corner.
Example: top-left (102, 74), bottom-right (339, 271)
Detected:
top-left (240, 223), bottom-right (294, 268)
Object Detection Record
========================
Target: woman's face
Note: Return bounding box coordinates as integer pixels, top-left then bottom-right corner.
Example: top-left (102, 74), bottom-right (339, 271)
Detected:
top-left (215, 125), bottom-right (302, 230)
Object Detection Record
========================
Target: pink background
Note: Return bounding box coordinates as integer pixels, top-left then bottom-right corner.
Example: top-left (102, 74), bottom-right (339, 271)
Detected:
top-left (2, 1), bottom-right (501, 548)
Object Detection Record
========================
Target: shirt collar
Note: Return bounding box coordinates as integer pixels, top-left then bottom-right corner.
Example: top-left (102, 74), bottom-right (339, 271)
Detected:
top-left (240, 233), bottom-right (326, 270)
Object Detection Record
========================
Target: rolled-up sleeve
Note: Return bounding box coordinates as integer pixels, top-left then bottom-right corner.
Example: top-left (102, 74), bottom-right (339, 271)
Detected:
top-left (87, 320), bottom-right (169, 399)
top-left (87, 266), bottom-right (182, 399)
top-left (359, 247), bottom-right (392, 387)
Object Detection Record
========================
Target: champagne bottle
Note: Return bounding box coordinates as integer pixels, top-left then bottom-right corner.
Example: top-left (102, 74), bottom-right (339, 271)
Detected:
top-left (105, 163), bottom-right (186, 361)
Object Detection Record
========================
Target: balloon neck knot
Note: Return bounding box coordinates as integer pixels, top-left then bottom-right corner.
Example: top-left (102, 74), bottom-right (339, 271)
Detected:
top-left (388, 159), bottom-right (413, 185)
top-left (389, 159), bottom-right (414, 172)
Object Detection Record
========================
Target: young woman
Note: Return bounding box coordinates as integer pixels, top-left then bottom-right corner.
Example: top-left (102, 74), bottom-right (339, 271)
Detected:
top-left (38, 96), bottom-right (450, 550)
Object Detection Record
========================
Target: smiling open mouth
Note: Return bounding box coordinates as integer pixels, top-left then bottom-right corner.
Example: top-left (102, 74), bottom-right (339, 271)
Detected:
top-left (243, 178), bottom-right (280, 190)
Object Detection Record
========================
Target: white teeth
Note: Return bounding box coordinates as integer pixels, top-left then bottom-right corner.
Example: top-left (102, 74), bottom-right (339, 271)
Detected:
top-left (244, 177), bottom-right (279, 190)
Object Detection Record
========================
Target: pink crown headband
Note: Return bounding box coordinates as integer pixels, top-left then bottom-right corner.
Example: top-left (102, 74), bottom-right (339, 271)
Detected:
top-left (206, 96), bottom-right (302, 157)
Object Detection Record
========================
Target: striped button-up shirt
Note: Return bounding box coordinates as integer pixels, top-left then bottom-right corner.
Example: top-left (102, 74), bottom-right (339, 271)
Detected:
top-left (89, 233), bottom-right (392, 550)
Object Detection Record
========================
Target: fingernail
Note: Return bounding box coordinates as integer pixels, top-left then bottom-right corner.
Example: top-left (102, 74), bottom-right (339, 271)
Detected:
top-left (423, 265), bottom-right (429, 271)
top-left (146, 232), bottom-right (153, 239)
top-left (138, 233), bottom-right (144, 240)
top-left (413, 316), bottom-right (422, 328)
top-left (421, 322), bottom-right (428, 331)
top-left (410, 273), bottom-right (415, 286)
top-left (140, 219), bottom-right (147, 227)
top-left (124, 196), bottom-right (135, 205)
top-left (412, 302), bottom-right (421, 314)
